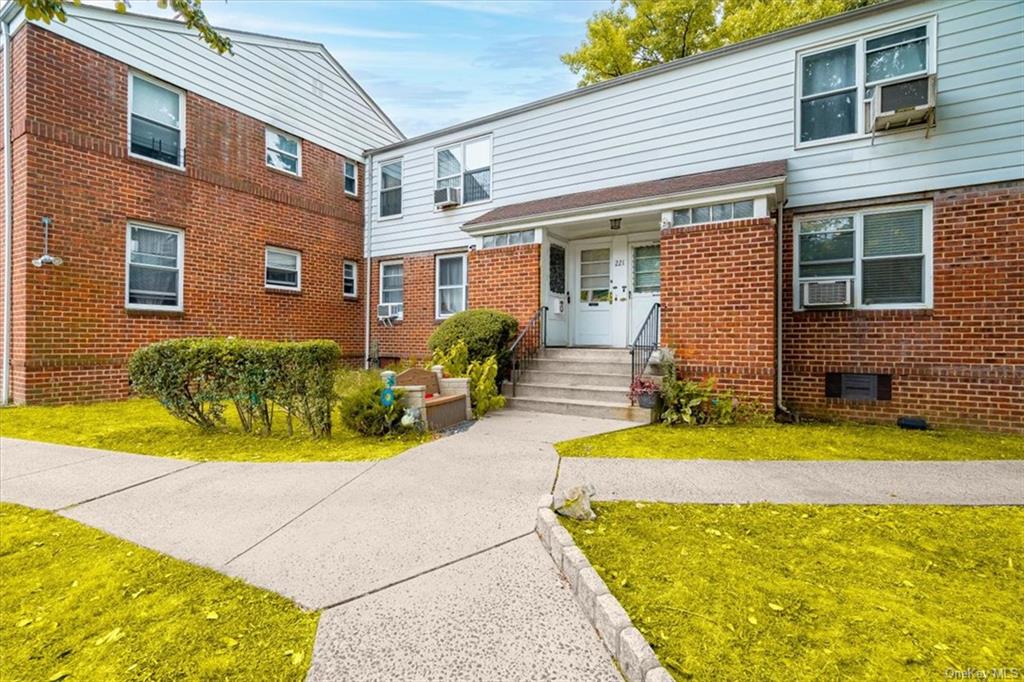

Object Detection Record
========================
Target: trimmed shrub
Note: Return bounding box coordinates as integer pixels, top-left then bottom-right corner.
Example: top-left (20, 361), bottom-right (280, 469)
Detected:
top-left (427, 309), bottom-right (518, 374)
top-left (128, 338), bottom-right (341, 437)
top-left (337, 371), bottom-right (407, 436)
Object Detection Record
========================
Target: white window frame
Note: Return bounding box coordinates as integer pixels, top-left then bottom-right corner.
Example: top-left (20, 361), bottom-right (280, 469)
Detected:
top-left (344, 160), bottom-right (358, 197)
top-left (379, 260), bottom-right (404, 320)
top-left (793, 202), bottom-right (933, 311)
top-left (435, 253), bottom-right (467, 319)
top-left (378, 158), bottom-right (403, 219)
top-left (343, 259), bottom-right (358, 298)
top-left (265, 128), bottom-right (302, 177)
top-left (434, 135), bottom-right (493, 208)
top-left (795, 16), bottom-right (936, 149)
top-left (127, 72), bottom-right (186, 171)
top-left (265, 246), bottom-right (302, 291)
top-left (124, 222), bottom-right (184, 312)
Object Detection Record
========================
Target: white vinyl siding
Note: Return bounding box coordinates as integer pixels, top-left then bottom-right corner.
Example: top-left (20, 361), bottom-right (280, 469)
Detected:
top-left (125, 223), bottom-right (183, 311)
top-left (344, 160), bottom-right (358, 196)
top-left (367, 0), bottom-right (1022, 258)
top-left (31, 3), bottom-right (401, 164)
top-left (128, 73), bottom-right (184, 169)
top-left (435, 254), bottom-right (466, 319)
top-left (265, 247), bottom-right (301, 290)
top-left (266, 129), bottom-right (301, 176)
top-left (343, 260), bottom-right (357, 298)
top-left (795, 203), bottom-right (932, 310)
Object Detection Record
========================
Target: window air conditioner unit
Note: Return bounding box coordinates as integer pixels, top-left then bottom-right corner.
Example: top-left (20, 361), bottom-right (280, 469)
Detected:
top-left (434, 187), bottom-right (461, 209)
top-left (802, 279), bottom-right (852, 307)
top-left (377, 303), bottom-right (403, 321)
top-left (870, 74), bottom-right (936, 132)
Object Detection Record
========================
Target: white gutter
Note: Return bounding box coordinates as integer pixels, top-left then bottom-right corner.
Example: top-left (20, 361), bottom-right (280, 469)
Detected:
top-left (1, 10), bottom-right (14, 406)
top-left (363, 153), bottom-right (372, 369)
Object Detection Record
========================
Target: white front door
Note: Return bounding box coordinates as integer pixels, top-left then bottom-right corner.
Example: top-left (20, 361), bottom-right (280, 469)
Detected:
top-left (573, 242), bottom-right (613, 346)
top-left (545, 240), bottom-right (569, 346)
top-left (628, 242), bottom-right (661, 341)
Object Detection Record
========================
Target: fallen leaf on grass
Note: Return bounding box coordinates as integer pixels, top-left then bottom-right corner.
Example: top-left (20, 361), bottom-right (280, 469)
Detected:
top-left (768, 603), bottom-right (784, 611)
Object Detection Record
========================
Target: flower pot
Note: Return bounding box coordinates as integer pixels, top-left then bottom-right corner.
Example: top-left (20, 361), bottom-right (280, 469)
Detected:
top-left (638, 393), bottom-right (657, 409)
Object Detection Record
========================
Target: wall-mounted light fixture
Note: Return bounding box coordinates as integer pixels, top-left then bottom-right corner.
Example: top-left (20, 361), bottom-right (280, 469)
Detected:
top-left (32, 216), bottom-right (63, 267)
top-left (609, 218), bottom-right (622, 231)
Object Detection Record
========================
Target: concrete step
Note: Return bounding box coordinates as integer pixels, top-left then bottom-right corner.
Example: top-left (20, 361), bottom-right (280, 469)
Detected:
top-left (528, 358), bottom-right (632, 374)
top-left (503, 381), bottom-right (629, 403)
top-left (517, 370), bottom-right (632, 388)
top-left (540, 347), bottom-right (633, 362)
top-left (506, 396), bottom-right (651, 423)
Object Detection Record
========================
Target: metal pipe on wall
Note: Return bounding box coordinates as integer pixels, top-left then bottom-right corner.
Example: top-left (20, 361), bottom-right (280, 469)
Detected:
top-left (1, 14), bottom-right (14, 406)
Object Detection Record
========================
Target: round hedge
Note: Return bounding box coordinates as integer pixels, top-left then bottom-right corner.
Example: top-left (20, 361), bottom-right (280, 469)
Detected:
top-left (427, 309), bottom-right (519, 366)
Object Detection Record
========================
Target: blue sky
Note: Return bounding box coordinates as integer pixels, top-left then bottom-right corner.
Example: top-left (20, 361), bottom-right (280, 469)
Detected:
top-left (105, 1), bottom-right (608, 136)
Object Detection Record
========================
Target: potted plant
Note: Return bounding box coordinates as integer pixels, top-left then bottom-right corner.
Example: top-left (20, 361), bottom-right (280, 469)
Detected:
top-left (628, 376), bottom-right (660, 408)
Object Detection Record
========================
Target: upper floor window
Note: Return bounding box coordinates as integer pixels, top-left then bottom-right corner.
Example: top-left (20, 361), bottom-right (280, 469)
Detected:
top-left (380, 160), bottom-right (402, 217)
top-left (266, 129), bottom-right (301, 176)
top-left (797, 21), bottom-right (933, 144)
top-left (343, 260), bottom-right (358, 298)
top-left (129, 73), bottom-right (184, 168)
top-left (125, 223), bottom-right (183, 311)
top-left (265, 246), bottom-right (301, 290)
top-left (436, 254), bottom-right (467, 318)
top-left (436, 136), bottom-right (492, 204)
top-left (344, 160), bottom-right (358, 196)
top-left (795, 204), bottom-right (931, 310)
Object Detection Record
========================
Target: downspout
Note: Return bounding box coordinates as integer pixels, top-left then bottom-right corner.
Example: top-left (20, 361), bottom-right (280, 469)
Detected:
top-left (363, 152), bottom-right (372, 369)
top-left (775, 198), bottom-right (788, 414)
top-left (1, 14), bottom-right (13, 406)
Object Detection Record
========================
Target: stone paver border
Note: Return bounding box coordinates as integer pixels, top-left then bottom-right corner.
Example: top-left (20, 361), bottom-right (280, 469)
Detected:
top-left (535, 495), bottom-right (673, 682)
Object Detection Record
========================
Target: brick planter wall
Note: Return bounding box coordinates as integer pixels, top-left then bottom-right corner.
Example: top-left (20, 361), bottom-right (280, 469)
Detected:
top-left (660, 217), bottom-right (777, 407)
top-left (2, 26), bottom-right (367, 403)
top-left (782, 181), bottom-right (1024, 433)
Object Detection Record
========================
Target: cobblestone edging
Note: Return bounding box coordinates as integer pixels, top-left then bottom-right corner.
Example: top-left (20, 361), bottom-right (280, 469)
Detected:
top-left (535, 496), bottom-right (673, 682)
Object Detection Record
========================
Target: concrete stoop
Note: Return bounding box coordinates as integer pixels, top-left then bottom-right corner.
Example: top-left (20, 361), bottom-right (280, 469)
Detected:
top-left (503, 347), bottom-right (652, 423)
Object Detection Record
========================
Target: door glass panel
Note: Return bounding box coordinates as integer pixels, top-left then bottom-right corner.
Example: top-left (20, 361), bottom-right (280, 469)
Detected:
top-left (579, 248), bottom-right (611, 304)
top-left (633, 245), bottom-right (660, 293)
top-left (549, 244), bottom-right (565, 294)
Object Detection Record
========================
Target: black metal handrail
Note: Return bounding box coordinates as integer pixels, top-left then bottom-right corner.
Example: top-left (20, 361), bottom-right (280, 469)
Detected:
top-left (629, 302), bottom-right (661, 386)
top-left (508, 305), bottom-right (547, 397)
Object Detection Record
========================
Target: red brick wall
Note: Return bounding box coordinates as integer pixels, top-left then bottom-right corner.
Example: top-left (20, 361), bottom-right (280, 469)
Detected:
top-left (660, 217), bottom-right (776, 405)
top-left (7, 26), bottom-right (367, 403)
top-left (368, 251), bottom-right (454, 361)
top-left (782, 182), bottom-right (1024, 432)
top-left (468, 243), bottom-right (540, 326)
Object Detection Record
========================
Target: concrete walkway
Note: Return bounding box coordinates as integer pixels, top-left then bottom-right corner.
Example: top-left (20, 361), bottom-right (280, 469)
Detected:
top-left (0, 412), bottom-right (633, 681)
top-left (557, 457), bottom-right (1024, 505)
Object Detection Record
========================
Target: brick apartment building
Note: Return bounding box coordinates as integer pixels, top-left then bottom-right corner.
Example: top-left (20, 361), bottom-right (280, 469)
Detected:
top-left (1, 0), bottom-right (1021, 432)
top-left (0, 4), bottom-right (402, 402)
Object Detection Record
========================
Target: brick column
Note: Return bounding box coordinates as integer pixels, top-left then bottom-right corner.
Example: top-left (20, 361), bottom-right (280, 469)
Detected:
top-left (659, 217), bottom-right (776, 407)
top-left (467, 243), bottom-right (541, 327)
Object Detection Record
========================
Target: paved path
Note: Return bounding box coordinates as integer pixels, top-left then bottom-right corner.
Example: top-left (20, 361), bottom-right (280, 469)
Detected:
top-left (0, 412), bottom-right (632, 681)
top-left (557, 457), bottom-right (1024, 505)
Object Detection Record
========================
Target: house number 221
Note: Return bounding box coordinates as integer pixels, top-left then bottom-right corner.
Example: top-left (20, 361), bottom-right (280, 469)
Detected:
top-left (614, 259), bottom-right (625, 267)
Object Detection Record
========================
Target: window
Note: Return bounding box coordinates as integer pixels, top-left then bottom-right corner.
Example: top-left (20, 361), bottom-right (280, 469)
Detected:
top-left (265, 247), bottom-right (301, 290)
top-left (826, 373), bottom-right (892, 401)
top-left (633, 245), bottom-right (660, 293)
top-left (380, 160), bottom-right (402, 217)
top-left (344, 160), bottom-right (358, 196)
top-left (435, 254), bottom-right (467, 318)
top-left (343, 260), bottom-right (357, 298)
top-left (436, 136), bottom-right (492, 205)
top-left (129, 73), bottom-right (184, 168)
top-left (125, 223), bottom-right (183, 311)
top-left (579, 248), bottom-right (611, 303)
top-left (672, 199), bottom-right (755, 226)
top-left (481, 229), bottom-right (535, 249)
top-left (795, 205), bottom-right (931, 310)
top-left (266, 129), bottom-right (301, 176)
top-left (797, 22), bottom-right (932, 144)
top-left (380, 260), bottom-right (404, 319)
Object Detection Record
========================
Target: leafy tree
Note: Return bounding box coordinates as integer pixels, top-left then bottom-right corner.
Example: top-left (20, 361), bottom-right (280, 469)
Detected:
top-left (18, 0), bottom-right (232, 54)
top-left (562, 0), bottom-right (878, 86)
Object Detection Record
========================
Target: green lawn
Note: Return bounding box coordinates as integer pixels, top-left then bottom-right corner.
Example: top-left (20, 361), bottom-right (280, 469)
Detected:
top-left (556, 422), bottom-right (1024, 460)
top-left (0, 503), bottom-right (319, 681)
top-left (0, 398), bottom-right (427, 462)
top-left (563, 502), bottom-right (1024, 681)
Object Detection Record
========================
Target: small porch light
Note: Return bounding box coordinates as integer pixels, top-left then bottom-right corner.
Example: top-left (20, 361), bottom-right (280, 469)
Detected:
top-left (609, 218), bottom-right (621, 231)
